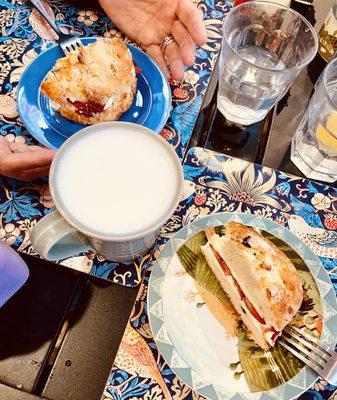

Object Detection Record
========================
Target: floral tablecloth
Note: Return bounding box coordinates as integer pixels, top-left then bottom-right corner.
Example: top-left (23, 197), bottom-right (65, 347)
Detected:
top-left (102, 147), bottom-right (337, 400)
top-left (0, 0), bottom-right (231, 286)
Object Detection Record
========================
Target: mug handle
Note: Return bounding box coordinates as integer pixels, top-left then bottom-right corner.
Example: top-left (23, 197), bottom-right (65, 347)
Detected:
top-left (30, 211), bottom-right (91, 261)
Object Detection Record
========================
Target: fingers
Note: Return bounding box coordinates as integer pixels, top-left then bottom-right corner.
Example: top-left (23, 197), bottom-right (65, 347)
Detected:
top-left (16, 166), bottom-right (51, 181)
top-left (0, 137), bottom-right (56, 181)
top-left (7, 146), bottom-right (56, 170)
top-left (164, 41), bottom-right (185, 81)
top-left (0, 158), bottom-right (51, 181)
top-left (147, 41), bottom-right (185, 81)
top-left (176, 0), bottom-right (207, 46)
top-left (146, 45), bottom-right (170, 78)
top-left (9, 142), bottom-right (47, 152)
top-left (172, 20), bottom-right (195, 66)
top-left (2, 165), bottom-right (52, 181)
top-left (8, 142), bottom-right (27, 153)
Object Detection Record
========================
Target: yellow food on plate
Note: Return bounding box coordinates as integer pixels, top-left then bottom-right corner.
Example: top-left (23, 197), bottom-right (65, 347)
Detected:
top-left (316, 122), bottom-right (337, 153)
top-left (40, 38), bottom-right (137, 124)
top-left (327, 110), bottom-right (337, 134)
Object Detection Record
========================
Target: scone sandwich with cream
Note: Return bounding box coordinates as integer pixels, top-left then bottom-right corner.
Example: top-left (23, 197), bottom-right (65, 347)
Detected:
top-left (201, 222), bottom-right (303, 350)
top-left (41, 38), bottom-right (136, 124)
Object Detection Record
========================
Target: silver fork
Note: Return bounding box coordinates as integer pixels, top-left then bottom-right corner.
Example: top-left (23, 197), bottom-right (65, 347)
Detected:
top-left (29, 0), bottom-right (83, 54)
top-left (279, 325), bottom-right (337, 385)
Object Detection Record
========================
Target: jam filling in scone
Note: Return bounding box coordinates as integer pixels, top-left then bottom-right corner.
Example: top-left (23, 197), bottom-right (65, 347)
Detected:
top-left (67, 99), bottom-right (104, 118)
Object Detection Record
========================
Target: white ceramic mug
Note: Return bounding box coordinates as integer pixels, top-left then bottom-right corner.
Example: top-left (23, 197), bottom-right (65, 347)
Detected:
top-left (30, 122), bottom-right (183, 262)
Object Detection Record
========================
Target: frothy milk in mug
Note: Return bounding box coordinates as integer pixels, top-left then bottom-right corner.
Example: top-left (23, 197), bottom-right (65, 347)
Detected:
top-left (30, 122), bottom-right (183, 262)
top-left (55, 127), bottom-right (179, 236)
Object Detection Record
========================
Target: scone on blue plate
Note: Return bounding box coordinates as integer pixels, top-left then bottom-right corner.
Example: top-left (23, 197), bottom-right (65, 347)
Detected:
top-left (41, 38), bottom-right (136, 124)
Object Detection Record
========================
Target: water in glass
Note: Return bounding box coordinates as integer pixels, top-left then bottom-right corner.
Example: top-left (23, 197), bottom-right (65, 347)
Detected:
top-left (218, 46), bottom-right (286, 125)
top-left (218, 1), bottom-right (317, 126)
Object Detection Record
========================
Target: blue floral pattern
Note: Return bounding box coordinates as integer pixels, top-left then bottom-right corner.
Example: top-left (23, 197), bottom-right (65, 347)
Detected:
top-left (0, 0), bottom-right (229, 286)
top-left (102, 147), bottom-right (337, 400)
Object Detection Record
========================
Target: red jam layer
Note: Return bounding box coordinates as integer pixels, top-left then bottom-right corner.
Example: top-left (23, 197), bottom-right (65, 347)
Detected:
top-left (68, 99), bottom-right (104, 118)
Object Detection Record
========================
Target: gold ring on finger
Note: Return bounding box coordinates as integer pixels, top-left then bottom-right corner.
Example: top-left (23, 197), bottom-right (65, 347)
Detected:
top-left (160, 35), bottom-right (176, 54)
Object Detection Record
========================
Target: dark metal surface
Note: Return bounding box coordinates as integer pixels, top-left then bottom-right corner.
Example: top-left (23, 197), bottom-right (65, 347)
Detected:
top-left (203, 108), bottom-right (273, 164)
top-left (0, 253), bottom-right (79, 393)
top-left (42, 279), bottom-right (137, 400)
top-left (0, 383), bottom-right (44, 400)
top-left (0, 252), bottom-right (137, 400)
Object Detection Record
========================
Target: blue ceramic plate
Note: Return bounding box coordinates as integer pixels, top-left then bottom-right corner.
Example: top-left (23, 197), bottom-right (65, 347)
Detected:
top-left (17, 38), bottom-right (171, 149)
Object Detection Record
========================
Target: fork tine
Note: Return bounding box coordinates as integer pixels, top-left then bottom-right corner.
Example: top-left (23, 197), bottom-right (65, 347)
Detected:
top-left (286, 325), bottom-right (333, 356)
top-left (61, 38), bottom-right (83, 56)
top-left (75, 39), bottom-right (83, 47)
top-left (283, 329), bottom-right (330, 361)
top-left (62, 44), bottom-right (72, 54)
top-left (279, 339), bottom-right (322, 372)
top-left (70, 38), bottom-right (83, 48)
top-left (281, 335), bottom-right (326, 369)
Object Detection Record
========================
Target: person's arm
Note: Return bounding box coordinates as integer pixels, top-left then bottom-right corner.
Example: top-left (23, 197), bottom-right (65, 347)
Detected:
top-left (0, 136), bottom-right (55, 181)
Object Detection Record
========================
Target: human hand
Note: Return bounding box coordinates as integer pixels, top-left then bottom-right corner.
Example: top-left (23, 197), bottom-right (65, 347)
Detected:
top-left (99, 0), bottom-right (207, 81)
top-left (0, 136), bottom-right (56, 181)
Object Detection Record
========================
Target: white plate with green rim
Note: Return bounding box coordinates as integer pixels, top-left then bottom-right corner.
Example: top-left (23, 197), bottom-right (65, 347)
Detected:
top-left (148, 212), bottom-right (337, 400)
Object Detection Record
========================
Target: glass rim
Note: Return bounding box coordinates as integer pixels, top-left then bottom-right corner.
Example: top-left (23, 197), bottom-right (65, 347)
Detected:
top-left (323, 58), bottom-right (337, 111)
top-left (222, 0), bottom-right (318, 74)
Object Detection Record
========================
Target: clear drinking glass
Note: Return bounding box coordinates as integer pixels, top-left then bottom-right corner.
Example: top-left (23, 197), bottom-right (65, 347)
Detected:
top-left (291, 58), bottom-right (337, 183)
top-left (218, 1), bottom-right (317, 125)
